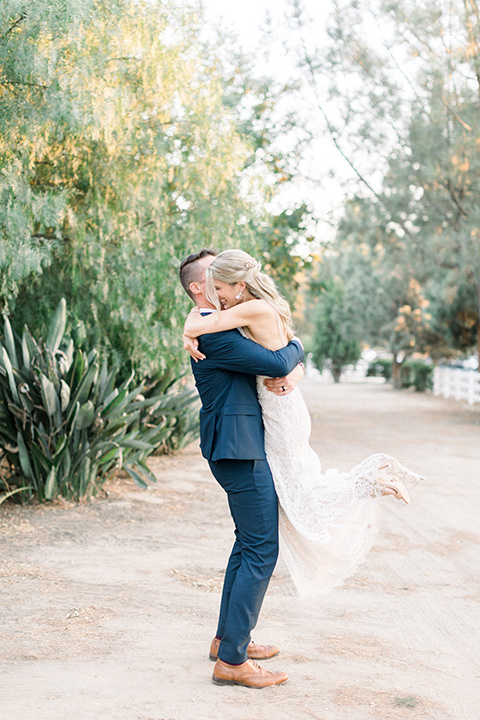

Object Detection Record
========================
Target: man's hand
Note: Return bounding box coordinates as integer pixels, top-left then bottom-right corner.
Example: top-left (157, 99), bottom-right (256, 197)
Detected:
top-left (263, 363), bottom-right (304, 395)
top-left (183, 334), bottom-right (206, 362)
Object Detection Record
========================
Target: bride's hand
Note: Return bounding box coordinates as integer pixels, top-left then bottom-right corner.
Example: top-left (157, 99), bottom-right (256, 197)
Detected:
top-left (183, 334), bottom-right (206, 362)
top-left (183, 307), bottom-right (202, 340)
top-left (263, 363), bottom-right (304, 395)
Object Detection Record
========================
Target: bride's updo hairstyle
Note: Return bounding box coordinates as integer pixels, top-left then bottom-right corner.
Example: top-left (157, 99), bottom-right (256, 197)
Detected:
top-left (206, 249), bottom-right (294, 340)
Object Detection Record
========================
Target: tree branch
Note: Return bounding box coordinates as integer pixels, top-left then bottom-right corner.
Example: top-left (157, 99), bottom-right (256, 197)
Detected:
top-left (296, 33), bottom-right (418, 240)
top-left (0, 80), bottom-right (48, 90)
top-left (436, 259), bottom-right (459, 270)
top-left (297, 34), bottom-right (385, 204)
top-left (3, 12), bottom-right (26, 38)
top-left (462, 0), bottom-right (480, 97)
top-left (106, 56), bottom-right (142, 63)
top-left (445, 178), bottom-right (469, 217)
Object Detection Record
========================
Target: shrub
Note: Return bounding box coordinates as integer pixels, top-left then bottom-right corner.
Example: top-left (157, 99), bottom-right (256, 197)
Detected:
top-left (311, 279), bottom-right (362, 383)
top-left (400, 359), bottom-right (434, 392)
top-left (0, 300), bottom-right (173, 502)
top-left (366, 358), bottom-right (393, 380)
top-left (139, 369), bottom-right (199, 455)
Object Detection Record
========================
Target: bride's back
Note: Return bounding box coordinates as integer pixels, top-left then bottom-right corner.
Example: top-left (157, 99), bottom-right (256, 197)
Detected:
top-left (240, 299), bottom-right (288, 351)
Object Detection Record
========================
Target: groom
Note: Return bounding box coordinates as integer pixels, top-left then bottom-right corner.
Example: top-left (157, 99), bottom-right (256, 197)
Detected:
top-left (179, 248), bottom-right (304, 688)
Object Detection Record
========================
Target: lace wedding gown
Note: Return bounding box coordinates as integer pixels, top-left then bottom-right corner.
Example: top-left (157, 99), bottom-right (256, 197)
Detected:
top-left (256, 377), bottom-right (423, 598)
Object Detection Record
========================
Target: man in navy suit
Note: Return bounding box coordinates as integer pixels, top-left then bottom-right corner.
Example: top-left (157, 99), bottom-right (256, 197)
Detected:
top-left (179, 249), bottom-right (304, 688)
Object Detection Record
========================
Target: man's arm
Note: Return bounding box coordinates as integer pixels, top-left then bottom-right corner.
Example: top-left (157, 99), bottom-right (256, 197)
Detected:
top-left (263, 362), bottom-right (305, 395)
top-left (197, 330), bottom-right (304, 378)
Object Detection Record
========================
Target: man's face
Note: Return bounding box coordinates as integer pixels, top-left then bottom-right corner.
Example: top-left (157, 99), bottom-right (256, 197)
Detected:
top-left (191, 255), bottom-right (215, 307)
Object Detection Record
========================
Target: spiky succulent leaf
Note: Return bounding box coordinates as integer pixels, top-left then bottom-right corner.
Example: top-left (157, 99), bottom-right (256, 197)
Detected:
top-left (59, 380), bottom-right (70, 411)
top-left (123, 464), bottom-right (148, 489)
top-left (3, 317), bottom-right (18, 369)
top-left (74, 363), bottom-right (99, 406)
top-left (46, 298), bottom-right (66, 355)
top-left (17, 432), bottom-right (33, 478)
top-left (44, 467), bottom-right (57, 500)
top-left (74, 401), bottom-right (96, 431)
top-left (21, 327), bottom-right (39, 370)
top-left (0, 347), bottom-right (20, 403)
top-left (38, 373), bottom-right (57, 417)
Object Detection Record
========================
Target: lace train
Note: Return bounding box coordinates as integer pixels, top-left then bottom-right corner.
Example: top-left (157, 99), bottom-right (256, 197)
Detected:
top-left (256, 378), bottom-right (423, 598)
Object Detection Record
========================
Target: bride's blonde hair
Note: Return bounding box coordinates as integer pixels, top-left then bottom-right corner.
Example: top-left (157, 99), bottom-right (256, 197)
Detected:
top-left (206, 249), bottom-right (294, 341)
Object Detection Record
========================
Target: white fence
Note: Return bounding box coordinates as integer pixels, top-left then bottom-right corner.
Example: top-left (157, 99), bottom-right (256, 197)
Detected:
top-left (434, 367), bottom-right (480, 405)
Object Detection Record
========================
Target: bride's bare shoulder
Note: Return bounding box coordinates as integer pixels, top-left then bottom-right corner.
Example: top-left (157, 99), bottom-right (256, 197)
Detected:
top-left (244, 298), bottom-right (272, 316)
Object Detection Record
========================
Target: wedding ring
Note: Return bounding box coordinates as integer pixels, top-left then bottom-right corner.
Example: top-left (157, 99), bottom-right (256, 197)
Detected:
top-left (281, 386), bottom-right (286, 392)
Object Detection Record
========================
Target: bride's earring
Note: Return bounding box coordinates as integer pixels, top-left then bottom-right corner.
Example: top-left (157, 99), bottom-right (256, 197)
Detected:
top-left (235, 291), bottom-right (243, 299)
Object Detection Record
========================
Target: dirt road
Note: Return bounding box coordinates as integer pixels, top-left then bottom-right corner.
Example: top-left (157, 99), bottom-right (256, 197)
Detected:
top-left (2, 378), bottom-right (480, 720)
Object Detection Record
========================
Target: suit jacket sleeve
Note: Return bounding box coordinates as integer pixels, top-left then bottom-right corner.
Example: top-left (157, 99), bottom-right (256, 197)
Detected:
top-left (197, 330), bottom-right (304, 377)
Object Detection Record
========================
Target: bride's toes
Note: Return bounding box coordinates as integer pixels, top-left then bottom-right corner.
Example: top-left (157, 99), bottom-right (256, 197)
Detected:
top-left (381, 485), bottom-right (397, 498)
top-left (380, 480), bottom-right (410, 504)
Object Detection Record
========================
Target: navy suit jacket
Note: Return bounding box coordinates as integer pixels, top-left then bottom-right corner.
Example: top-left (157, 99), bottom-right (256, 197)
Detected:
top-left (191, 329), bottom-right (304, 462)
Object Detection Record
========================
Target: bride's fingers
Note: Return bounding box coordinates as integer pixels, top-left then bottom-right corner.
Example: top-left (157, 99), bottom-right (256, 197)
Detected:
top-left (183, 336), bottom-right (206, 362)
top-left (186, 348), bottom-right (206, 362)
top-left (264, 377), bottom-right (293, 395)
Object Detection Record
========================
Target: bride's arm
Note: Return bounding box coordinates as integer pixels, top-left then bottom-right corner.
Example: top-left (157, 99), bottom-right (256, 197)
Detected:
top-left (183, 299), bottom-right (268, 338)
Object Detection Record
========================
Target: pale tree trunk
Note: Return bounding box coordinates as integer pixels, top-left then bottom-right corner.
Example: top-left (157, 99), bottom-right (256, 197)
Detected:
top-left (332, 366), bottom-right (342, 383)
top-left (392, 357), bottom-right (403, 389)
top-left (476, 282), bottom-right (480, 367)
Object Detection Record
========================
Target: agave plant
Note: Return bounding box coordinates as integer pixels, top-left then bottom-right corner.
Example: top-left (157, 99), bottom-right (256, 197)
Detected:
top-left (139, 368), bottom-right (200, 455)
top-left (0, 299), bottom-right (172, 502)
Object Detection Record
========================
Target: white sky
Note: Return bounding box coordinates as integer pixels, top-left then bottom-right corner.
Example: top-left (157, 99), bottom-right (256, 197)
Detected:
top-left (201, 0), bottom-right (289, 47)
top-left (200, 0), bottom-right (330, 49)
top-left (200, 0), bottom-right (347, 243)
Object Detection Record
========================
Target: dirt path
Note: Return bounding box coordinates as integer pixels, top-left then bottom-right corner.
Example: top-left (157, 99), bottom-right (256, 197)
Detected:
top-left (2, 378), bottom-right (480, 720)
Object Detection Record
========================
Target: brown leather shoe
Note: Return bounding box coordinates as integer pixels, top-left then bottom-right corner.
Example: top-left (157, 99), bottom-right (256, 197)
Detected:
top-left (212, 658), bottom-right (288, 688)
top-left (209, 637), bottom-right (280, 661)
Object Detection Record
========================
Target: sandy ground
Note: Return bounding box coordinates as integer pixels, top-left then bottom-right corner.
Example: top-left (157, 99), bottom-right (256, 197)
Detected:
top-left (1, 377), bottom-right (480, 720)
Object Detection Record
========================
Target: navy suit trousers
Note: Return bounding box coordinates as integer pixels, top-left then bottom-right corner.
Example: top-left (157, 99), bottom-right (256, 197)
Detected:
top-left (208, 458), bottom-right (279, 665)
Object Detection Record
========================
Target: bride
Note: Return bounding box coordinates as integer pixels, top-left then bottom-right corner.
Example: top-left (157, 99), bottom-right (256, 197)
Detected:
top-left (183, 249), bottom-right (423, 597)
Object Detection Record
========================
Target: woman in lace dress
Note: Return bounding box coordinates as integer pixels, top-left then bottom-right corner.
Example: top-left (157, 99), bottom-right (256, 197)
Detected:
top-left (183, 249), bottom-right (423, 597)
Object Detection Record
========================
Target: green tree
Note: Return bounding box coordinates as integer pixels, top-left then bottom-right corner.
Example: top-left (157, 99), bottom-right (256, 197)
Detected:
top-left (310, 275), bottom-right (361, 382)
top-left (0, 0), bottom-right (93, 307)
top-left (215, 43), bottom-right (317, 297)
top-left (330, 199), bottom-right (445, 386)
top-left (1, 0), bottom-right (315, 382)
top-left (284, 0), bottom-right (480, 362)
top-left (2, 0), bottom-right (262, 377)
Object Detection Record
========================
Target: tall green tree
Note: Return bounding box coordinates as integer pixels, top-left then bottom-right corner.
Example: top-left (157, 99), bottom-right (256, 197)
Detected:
top-left (284, 0), bottom-right (480, 362)
top-left (1, 0), bottom-right (315, 383)
top-left (310, 273), bottom-right (361, 382)
top-left (2, 0), bottom-right (261, 377)
top-left (332, 199), bottom-right (446, 386)
top-left (215, 40), bottom-right (317, 297)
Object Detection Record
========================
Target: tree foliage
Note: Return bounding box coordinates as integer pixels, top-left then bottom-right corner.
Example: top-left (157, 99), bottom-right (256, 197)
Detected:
top-left (1, 0), bottom-right (313, 386)
top-left (285, 0), bottom-right (480, 365)
top-left (310, 273), bottom-right (361, 382)
top-left (0, 0), bottom-right (319, 479)
top-left (331, 198), bottom-right (447, 385)
top-left (1, 0), bottom-right (258, 376)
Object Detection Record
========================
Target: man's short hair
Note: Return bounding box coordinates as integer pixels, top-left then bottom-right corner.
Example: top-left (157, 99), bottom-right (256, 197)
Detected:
top-left (179, 248), bottom-right (217, 300)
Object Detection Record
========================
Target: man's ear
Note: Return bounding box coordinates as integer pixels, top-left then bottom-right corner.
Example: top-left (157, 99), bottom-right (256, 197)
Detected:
top-left (189, 281), bottom-right (201, 297)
